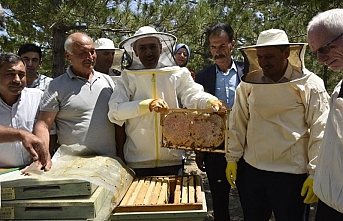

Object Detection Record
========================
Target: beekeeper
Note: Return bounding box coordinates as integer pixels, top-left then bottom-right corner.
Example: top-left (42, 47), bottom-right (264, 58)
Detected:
top-left (225, 29), bottom-right (330, 221)
top-left (108, 26), bottom-right (224, 177)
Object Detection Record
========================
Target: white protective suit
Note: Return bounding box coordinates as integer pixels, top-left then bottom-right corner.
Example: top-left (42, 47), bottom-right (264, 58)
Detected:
top-left (314, 81), bottom-right (343, 213)
top-left (108, 65), bottom-right (218, 168)
top-left (226, 44), bottom-right (330, 176)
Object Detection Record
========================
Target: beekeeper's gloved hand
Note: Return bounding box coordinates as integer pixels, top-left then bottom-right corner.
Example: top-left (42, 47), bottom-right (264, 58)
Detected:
top-left (206, 99), bottom-right (227, 111)
top-left (149, 99), bottom-right (169, 115)
top-left (225, 162), bottom-right (237, 188)
top-left (301, 176), bottom-right (318, 204)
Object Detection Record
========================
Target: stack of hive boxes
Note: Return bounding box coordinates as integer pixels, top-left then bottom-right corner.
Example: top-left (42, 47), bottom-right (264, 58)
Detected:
top-left (0, 171), bottom-right (111, 220)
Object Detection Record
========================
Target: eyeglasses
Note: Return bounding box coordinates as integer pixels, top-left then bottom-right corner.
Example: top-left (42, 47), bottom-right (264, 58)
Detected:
top-left (314, 32), bottom-right (343, 55)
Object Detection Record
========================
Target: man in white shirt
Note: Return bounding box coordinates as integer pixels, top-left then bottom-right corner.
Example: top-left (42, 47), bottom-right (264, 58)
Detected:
top-left (307, 8), bottom-right (343, 220)
top-left (0, 52), bottom-right (47, 168)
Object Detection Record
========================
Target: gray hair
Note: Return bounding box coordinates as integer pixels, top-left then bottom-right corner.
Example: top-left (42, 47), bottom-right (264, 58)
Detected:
top-left (64, 36), bottom-right (74, 54)
top-left (0, 52), bottom-right (25, 69)
top-left (307, 8), bottom-right (343, 35)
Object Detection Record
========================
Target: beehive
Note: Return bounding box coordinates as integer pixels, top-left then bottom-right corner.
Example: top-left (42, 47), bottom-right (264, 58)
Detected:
top-left (114, 175), bottom-right (203, 212)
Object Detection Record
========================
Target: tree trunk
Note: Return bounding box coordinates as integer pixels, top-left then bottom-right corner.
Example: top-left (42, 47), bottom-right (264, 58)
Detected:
top-left (52, 24), bottom-right (67, 78)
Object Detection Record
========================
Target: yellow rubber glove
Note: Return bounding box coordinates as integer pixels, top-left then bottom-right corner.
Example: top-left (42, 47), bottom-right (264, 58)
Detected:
top-left (225, 162), bottom-right (237, 188)
top-left (301, 177), bottom-right (318, 204)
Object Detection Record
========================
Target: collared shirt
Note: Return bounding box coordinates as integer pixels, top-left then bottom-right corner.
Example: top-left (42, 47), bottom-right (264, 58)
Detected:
top-left (40, 67), bottom-right (117, 158)
top-left (215, 60), bottom-right (239, 108)
top-left (244, 62), bottom-right (303, 84)
top-left (27, 73), bottom-right (53, 91)
top-left (0, 88), bottom-right (43, 167)
top-left (314, 80), bottom-right (343, 213)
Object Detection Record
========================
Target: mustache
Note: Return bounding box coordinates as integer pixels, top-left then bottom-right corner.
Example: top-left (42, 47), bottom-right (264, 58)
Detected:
top-left (85, 59), bottom-right (94, 64)
top-left (9, 82), bottom-right (23, 87)
top-left (214, 54), bottom-right (226, 60)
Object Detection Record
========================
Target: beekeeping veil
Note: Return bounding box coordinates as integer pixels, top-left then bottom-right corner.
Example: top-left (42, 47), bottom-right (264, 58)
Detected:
top-left (239, 29), bottom-right (307, 80)
top-left (119, 26), bottom-right (177, 70)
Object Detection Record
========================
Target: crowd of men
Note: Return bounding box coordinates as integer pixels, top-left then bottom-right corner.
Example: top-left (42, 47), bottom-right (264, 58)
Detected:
top-left (1, 4), bottom-right (343, 220)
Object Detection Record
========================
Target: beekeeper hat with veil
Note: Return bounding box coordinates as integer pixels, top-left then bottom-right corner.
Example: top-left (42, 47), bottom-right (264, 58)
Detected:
top-left (119, 26), bottom-right (177, 70)
top-left (239, 29), bottom-right (308, 82)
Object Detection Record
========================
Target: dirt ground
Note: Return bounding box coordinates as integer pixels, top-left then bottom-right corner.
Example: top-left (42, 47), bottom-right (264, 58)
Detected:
top-left (183, 151), bottom-right (317, 221)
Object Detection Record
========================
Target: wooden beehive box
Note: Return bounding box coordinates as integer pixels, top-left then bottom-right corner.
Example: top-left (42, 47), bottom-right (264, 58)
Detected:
top-left (1, 170), bottom-right (97, 201)
top-left (161, 108), bottom-right (229, 153)
top-left (0, 185), bottom-right (109, 220)
top-left (111, 175), bottom-right (207, 221)
top-left (114, 175), bottom-right (203, 212)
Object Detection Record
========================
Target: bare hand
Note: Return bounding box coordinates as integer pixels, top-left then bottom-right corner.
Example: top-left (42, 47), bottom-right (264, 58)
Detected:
top-left (20, 130), bottom-right (52, 171)
top-left (149, 99), bottom-right (169, 115)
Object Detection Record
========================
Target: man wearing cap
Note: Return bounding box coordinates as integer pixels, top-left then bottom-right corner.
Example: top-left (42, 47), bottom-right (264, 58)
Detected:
top-left (108, 26), bottom-right (225, 176)
top-left (307, 9), bottom-right (343, 220)
top-left (94, 38), bottom-right (122, 76)
top-left (225, 29), bottom-right (329, 220)
top-left (34, 32), bottom-right (117, 170)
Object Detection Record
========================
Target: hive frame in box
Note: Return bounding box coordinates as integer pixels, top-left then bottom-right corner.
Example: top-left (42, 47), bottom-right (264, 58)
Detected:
top-left (161, 108), bottom-right (229, 153)
top-left (110, 175), bottom-right (207, 221)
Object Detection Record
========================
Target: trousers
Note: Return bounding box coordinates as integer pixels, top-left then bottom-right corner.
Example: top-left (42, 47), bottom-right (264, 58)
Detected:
top-left (205, 152), bottom-right (231, 221)
top-left (236, 159), bottom-right (308, 221)
top-left (315, 199), bottom-right (343, 221)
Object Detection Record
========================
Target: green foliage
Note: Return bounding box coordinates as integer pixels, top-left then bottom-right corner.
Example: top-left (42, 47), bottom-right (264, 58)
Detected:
top-left (1, 0), bottom-right (343, 92)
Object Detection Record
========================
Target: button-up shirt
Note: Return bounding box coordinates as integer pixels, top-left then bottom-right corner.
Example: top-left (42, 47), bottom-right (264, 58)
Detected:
top-left (215, 61), bottom-right (239, 108)
top-left (27, 73), bottom-right (53, 91)
top-left (0, 88), bottom-right (43, 167)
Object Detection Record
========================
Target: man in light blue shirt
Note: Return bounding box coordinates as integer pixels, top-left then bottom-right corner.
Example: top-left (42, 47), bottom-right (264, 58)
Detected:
top-left (195, 23), bottom-right (245, 221)
top-left (215, 63), bottom-right (239, 108)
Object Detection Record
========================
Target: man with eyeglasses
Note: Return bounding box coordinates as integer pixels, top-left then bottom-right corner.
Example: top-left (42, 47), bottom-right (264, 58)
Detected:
top-left (18, 44), bottom-right (52, 91)
top-left (307, 8), bottom-right (343, 220)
